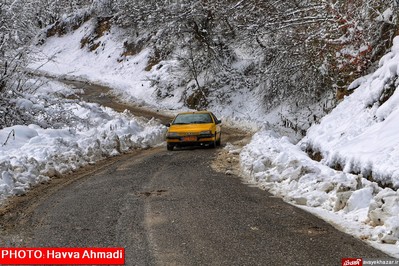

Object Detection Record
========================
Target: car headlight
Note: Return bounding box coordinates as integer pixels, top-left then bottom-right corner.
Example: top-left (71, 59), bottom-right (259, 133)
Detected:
top-left (200, 131), bottom-right (212, 135)
top-left (167, 132), bottom-right (179, 137)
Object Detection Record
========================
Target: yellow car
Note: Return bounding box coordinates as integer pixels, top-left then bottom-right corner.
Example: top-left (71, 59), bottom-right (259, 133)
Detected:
top-left (166, 111), bottom-right (222, 151)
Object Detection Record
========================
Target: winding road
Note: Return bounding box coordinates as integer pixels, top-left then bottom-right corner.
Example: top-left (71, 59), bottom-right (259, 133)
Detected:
top-left (0, 80), bottom-right (390, 265)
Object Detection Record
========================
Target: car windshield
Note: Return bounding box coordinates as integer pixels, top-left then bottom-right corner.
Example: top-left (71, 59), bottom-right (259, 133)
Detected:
top-left (173, 113), bottom-right (213, 124)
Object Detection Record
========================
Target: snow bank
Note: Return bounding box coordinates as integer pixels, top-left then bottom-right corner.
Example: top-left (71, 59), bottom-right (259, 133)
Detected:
top-left (0, 81), bottom-right (166, 202)
top-left (301, 36), bottom-right (399, 188)
top-left (240, 130), bottom-right (399, 257)
top-left (240, 37), bottom-right (399, 257)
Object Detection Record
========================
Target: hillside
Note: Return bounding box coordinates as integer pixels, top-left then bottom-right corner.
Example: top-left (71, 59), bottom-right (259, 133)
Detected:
top-left (240, 37), bottom-right (399, 257)
top-left (27, 1), bottom-right (399, 137)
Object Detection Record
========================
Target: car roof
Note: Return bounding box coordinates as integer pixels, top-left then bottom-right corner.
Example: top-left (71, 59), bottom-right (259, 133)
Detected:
top-left (176, 111), bottom-right (212, 115)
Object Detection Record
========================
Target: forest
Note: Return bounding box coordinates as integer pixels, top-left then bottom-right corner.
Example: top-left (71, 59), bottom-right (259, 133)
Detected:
top-left (1, 0), bottom-right (398, 132)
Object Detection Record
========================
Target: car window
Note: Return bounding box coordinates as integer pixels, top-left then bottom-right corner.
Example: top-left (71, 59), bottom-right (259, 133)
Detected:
top-left (173, 113), bottom-right (213, 124)
top-left (211, 113), bottom-right (219, 123)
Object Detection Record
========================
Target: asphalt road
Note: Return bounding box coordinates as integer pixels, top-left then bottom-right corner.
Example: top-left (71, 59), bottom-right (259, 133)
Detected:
top-left (0, 80), bottom-right (391, 265)
top-left (0, 146), bottom-right (389, 265)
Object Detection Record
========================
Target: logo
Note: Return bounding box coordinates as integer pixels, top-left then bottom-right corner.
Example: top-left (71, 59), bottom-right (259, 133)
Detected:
top-left (342, 258), bottom-right (363, 266)
top-left (0, 248), bottom-right (124, 265)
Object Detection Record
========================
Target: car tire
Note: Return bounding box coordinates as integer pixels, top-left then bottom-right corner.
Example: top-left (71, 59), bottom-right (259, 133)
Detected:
top-left (209, 134), bottom-right (217, 148)
top-left (216, 133), bottom-right (221, 146)
top-left (167, 144), bottom-right (174, 151)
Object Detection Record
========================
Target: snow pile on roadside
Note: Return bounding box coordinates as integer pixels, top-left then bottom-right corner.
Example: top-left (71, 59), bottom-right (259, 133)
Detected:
top-left (239, 37), bottom-right (399, 257)
top-left (240, 130), bottom-right (399, 258)
top-left (301, 37), bottom-right (399, 188)
top-left (0, 81), bottom-right (166, 202)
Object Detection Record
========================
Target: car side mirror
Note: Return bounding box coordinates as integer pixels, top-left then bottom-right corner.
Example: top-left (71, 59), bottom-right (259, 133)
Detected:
top-left (165, 123), bottom-right (171, 127)
top-left (217, 119), bottom-right (222, 124)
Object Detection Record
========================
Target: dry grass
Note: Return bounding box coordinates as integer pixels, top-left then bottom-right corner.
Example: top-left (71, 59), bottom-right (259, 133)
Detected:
top-left (145, 49), bottom-right (162, 71)
top-left (121, 41), bottom-right (145, 57)
top-left (46, 13), bottom-right (90, 38)
top-left (185, 88), bottom-right (209, 109)
top-left (80, 16), bottom-right (112, 52)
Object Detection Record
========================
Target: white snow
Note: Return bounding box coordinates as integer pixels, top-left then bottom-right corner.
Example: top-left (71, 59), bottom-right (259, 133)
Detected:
top-left (24, 18), bottom-right (399, 258)
top-left (239, 130), bottom-right (399, 258)
top-left (303, 37), bottom-right (399, 188)
top-left (239, 37), bottom-right (399, 258)
top-left (30, 19), bottom-right (165, 109)
top-left (0, 80), bottom-right (166, 202)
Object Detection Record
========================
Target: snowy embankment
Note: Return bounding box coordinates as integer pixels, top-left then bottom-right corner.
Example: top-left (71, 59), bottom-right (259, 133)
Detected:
top-left (29, 18), bottom-right (186, 109)
top-left (29, 18), bottom-right (263, 132)
top-left (0, 81), bottom-right (166, 203)
top-left (240, 37), bottom-right (399, 258)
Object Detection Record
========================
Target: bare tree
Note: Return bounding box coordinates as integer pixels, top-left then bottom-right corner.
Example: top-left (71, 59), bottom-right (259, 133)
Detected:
top-left (0, 0), bottom-right (93, 128)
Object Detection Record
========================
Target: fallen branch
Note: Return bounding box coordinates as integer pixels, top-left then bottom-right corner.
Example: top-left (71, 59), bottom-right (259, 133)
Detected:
top-left (2, 129), bottom-right (15, 146)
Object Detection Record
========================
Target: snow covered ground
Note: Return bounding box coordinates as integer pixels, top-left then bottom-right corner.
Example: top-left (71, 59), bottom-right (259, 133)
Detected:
top-left (31, 19), bottom-right (161, 108)
top-left (239, 37), bottom-right (399, 258)
top-left (26, 18), bottom-right (399, 257)
top-left (0, 80), bottom-right (166, 202)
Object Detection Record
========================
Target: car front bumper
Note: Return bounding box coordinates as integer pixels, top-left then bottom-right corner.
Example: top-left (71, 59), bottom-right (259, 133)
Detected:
top-left (166, 135), bottom-right (215, 145)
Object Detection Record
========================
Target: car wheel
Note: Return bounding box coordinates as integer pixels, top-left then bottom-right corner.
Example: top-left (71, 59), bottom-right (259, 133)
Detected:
top-left (216, 133), bottom-right (221, 146)
top-left (167, 144), bottom-right (174, 151)
top-left (209, 134), bottom-right (217, 148)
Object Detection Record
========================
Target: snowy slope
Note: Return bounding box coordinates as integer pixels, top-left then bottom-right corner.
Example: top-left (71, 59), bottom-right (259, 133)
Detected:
top-left (302, 37), bottom-right (399, 189)
top-left (30, 19), bottom-right (161, 108)
top-left (240, 37), bottom-right (399, 257)
top-left (29, 18), bottom-right (274, 132)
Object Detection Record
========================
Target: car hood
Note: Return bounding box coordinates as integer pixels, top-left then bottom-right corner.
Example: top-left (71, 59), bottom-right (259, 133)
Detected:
top-left (169, 123), bottom-right (213, 133)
